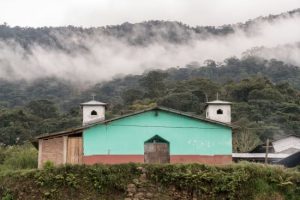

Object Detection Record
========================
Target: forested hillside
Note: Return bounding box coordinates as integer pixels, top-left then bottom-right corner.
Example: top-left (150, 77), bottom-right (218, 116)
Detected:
top-left (0, 56), bottom-right (299, 153)
top-left (0, 8), bottom-right (299, 48)
top-left (0, 8), bottom-right (300, 82)
top-left (0, 9), bottom-right (299, 151)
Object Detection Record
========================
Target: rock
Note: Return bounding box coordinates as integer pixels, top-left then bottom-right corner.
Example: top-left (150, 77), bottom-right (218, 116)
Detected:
top-left (124, 198), bottom-right (132, 200)
top-left (145, 192), bottom-right (153, 198)
top-left (132, 178), bottom-right (140, 184)
top-left (139, 173), bottom-right (147, 182)
top-left (128, 183), bottom-right (136, 188)
top-left (134, 192), bottom-right (145, 198)
top-left (137, 166), bottom-right (147, 173)
top-left (127, 184), bottom-right (137, 193)
top-left (127, 192), bottom-right (134, 197)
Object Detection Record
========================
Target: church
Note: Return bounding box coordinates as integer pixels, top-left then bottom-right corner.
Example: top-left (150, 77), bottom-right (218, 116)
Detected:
top-left (36, 100), bottom-right (233, 168)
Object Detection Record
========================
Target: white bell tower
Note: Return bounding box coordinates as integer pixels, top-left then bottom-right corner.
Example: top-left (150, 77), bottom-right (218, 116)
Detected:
top-left (205, 99), bottom-right (232, 124)
top-left (80, 97), bottom-right (107, 126)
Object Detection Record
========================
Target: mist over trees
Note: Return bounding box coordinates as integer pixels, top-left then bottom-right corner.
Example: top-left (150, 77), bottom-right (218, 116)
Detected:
top-left (1, 8), bottom-right (299, 48)
top-left (0, 9), bottom-right (299, 152)
top-left (0, 56), bottom-right (299, 153)
top-left (0, 8), bottom-right (300, 82)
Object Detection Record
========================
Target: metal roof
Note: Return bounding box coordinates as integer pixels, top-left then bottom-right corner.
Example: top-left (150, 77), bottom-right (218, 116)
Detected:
top-left (83, 106), bottom-right (233, 130)
top-left (35, 106), bottom-right (232, 140)
top-left (206, 100), bottom-right (232, 105)
top-left (272, 134), bottom-right (300, 143)
top-left (80, 100), bottom-right (107, 106)
top-left (232, 153), bottom-right (289, 159)
top-left (35, 127), bottom-right (84, 139)
top-left (277, 151), bottom-right (300, 168)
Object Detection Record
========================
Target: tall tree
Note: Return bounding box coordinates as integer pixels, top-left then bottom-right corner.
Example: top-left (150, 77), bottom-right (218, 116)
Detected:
top-left (139, 71), bottom-right (168, 98)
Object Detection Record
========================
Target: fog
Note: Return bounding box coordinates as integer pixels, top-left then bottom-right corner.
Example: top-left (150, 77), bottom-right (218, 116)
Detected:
top-left (1, 0), bottom-right (300, 27)
top-left (0, 13), bottom-right (300, 83)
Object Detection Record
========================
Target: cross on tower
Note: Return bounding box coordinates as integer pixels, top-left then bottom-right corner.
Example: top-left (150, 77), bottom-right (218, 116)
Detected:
top-left (91, 93), bottom-right (96, 101)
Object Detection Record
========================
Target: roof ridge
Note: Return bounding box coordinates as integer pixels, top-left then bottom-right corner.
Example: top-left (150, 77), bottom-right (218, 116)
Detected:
top-left (35, 106), bottom-right (232, 139)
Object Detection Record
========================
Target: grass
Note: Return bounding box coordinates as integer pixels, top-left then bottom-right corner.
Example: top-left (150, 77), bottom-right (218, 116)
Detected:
top-left (0, 142), bottom-right (37, 172)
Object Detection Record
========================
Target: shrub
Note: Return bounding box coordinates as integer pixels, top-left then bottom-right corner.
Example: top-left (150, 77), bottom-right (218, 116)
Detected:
top-left (0, 142), bottom-right (37, 170)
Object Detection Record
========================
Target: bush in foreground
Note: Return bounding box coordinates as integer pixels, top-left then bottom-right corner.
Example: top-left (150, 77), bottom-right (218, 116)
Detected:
top-left (0, 162), bottom-right (299, 200)
top-left (0, 143), bottom-right (37, 172)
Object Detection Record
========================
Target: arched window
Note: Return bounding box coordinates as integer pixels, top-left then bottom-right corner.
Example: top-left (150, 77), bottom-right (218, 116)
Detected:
top-left (91, 110), bottom-right (98, 115)
top-left (217, 109), bottom-right (223, 115)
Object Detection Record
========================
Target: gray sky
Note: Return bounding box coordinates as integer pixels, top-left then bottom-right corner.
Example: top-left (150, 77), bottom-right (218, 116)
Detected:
top-left (1, 0), bottom-right (300, 27)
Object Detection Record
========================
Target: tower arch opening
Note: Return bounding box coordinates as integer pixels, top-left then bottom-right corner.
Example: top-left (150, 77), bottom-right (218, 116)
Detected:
top-left (217, 109), bottom-right (223, 115)
top-left (91, 110), bottom-right (98, 115)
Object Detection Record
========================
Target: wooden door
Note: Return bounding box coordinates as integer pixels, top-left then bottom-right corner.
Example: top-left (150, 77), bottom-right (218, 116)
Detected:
top-left (67, 136), bottom-right (83, 164)
top-left (144, 142), bottom-right (170, 164)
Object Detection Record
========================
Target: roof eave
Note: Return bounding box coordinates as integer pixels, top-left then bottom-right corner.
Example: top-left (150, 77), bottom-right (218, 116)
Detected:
top-left (35, 127), bottom-right (84, 140)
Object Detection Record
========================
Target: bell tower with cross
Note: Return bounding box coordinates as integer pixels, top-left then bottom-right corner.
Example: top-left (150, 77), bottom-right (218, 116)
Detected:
top-left (205, 93), bottom-right (232, 124)
top-left (80, 94), bottom-right (107, 126)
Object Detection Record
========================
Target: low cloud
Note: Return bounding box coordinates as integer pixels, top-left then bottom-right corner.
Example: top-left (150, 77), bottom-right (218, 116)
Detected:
top-left (0, 13), bottom-right (300, 83)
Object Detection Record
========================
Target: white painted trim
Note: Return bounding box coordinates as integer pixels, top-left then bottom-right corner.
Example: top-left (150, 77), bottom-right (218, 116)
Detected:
top-left (232, 153), bottom-right (290, 159)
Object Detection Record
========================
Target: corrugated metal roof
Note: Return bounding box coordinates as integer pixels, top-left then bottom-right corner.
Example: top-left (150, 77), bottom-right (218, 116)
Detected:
top-left (93, 106), bottom-right (232, 127)
top-left (272, 134), bottom-right (300, 143)
top-left (35, 127), bottom-right (84, 139)
top-left (277, 151), bottom-right (300, 168)
top-left (35, 106), bottom-right (232, 139)
top-left (80, 100), bottom-right (107, 106)
top-left (206, 100), bottom-right (232, 105)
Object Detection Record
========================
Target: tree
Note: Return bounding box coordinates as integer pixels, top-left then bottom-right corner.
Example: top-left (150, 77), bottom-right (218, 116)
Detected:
top-left (232, 118), bottom-right (261, 152)
top-left (26, 100), bottom-right (59, 119)
top-left (121, 89), bottom-right (143, 104)
top-left (139, 71), bottom-right (168, 98)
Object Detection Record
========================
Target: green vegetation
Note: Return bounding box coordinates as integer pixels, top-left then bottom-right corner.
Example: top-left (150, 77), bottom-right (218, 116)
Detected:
top-left (0, 143), bottom-right (37, 172)
top-left (0, 56), bottom-right (299, 152)
top-left (0, 163), bottom-right (299, 199)
top-left (0, 8), bottom-right (299, 48)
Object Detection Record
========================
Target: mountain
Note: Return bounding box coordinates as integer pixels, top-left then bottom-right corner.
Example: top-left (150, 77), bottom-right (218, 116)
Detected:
top-left (0, 9), bottom-right (299, 149)
top-left (0, 56), bottom-right (299, 148)
top-left (0, 8), bottom-right (299, 48)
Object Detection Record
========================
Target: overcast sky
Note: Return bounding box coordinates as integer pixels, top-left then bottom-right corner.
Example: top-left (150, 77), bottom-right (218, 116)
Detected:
top-left (1, 0), bottom-right (300, 27)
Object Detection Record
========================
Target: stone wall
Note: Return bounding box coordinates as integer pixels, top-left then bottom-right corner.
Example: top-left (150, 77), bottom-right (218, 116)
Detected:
top-left (124, 167), bottom-right (196, 200)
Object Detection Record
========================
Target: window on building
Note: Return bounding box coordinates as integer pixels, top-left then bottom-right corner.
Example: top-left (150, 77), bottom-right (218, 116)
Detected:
top-left (91, 110), bottom-right (98, 115)
top-left (217, 109), bottom-right (223, 115)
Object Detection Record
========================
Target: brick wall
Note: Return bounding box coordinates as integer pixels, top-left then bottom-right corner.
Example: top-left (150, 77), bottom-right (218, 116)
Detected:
top-left (38, 137), bottom-right (65, 168)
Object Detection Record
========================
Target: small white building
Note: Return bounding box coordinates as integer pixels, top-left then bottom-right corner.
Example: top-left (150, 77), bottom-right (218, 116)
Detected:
top-left (80, 100), bottom-right (107, 125)
top-left (233, 135), bottom-right (300, 164)
top-left (205, 100), bottom-right (232, 123)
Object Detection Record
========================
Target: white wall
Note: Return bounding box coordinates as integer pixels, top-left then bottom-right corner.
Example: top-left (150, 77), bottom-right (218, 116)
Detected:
top-left (82, 105), bottom-right (105, 125)
top-left (206, 104), bottom-right (231, 123)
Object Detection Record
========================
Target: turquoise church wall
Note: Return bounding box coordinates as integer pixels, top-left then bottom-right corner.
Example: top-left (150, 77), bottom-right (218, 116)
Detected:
top-left (83, 110), bottom-right (232, 156)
